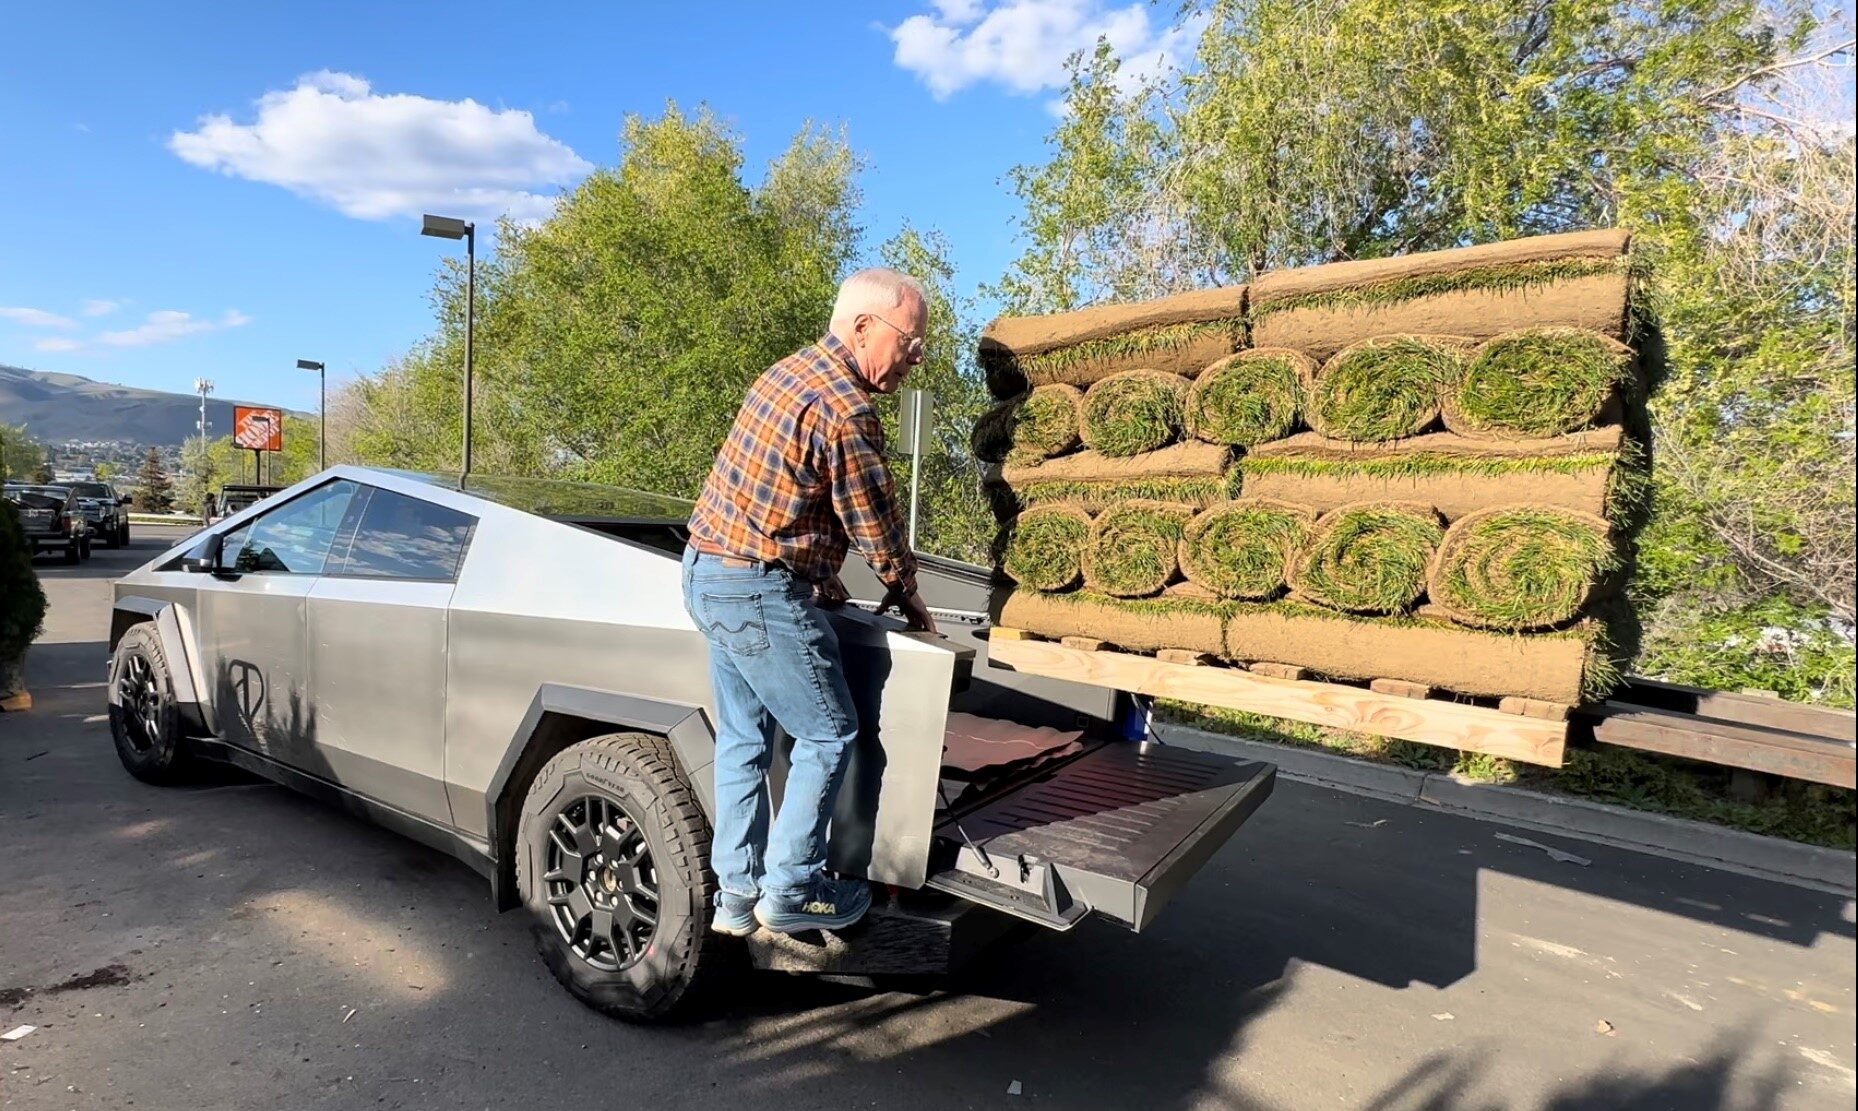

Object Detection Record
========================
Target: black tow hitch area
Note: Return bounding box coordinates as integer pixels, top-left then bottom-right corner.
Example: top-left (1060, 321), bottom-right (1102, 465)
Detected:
top-left (926, 738), bottom-right (1276, 932)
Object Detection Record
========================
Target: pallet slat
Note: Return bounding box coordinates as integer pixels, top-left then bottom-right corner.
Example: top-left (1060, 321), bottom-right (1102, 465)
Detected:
top-left (988, 633), bottom-right (1567, 767)
top-left (1615, 677), bottom-right (1857, 742)
top-left (1587, 704), bottom-right (1857, 789)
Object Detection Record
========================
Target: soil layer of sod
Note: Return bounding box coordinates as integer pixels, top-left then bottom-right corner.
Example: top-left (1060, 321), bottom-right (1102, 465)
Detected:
top-left (1443, 328), bottom-right (1637, 438)
top-left (991, 589), bottom-right (1619, 704)
top-left (1082, 500), bottom-right (1194, 597)
top-left (980, 285), bottom-right (1246, 396)
top-left (1187, 348), bottom-right (1312, 446)
top-left (1179, 499), bottom-right (1314, 600)
top-left (1003, 441), bottom-right (1239, 512)
top-left (1304, 335), bottom-right (1468, 442)
top-left (1001, 503), bottom-right (1092, 592)
top-left (1082, 370), bottom-right (1191, 457)
top-left (1289, 502), bottom-right (1446, 614)
top-left (1242, 427), bottom-right (1626, 520)
top-left (1428, 506), bottom-right (1617, 630)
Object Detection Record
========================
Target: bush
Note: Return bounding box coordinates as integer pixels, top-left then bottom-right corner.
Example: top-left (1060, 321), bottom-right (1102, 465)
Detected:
top-left (0, 500), bottom-right (47, 683)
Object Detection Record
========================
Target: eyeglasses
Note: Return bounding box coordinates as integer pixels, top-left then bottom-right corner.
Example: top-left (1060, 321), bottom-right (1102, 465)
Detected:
top-left (868, 313), bottom-right (926, 359)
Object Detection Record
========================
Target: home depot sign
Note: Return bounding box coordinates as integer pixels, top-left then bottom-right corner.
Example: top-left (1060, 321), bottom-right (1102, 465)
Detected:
top-left (233, 406), bottom-right (284, 452)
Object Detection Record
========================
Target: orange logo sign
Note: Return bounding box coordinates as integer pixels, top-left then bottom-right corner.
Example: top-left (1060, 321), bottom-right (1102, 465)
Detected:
top-left (233, 406), bottom-right (284, 452)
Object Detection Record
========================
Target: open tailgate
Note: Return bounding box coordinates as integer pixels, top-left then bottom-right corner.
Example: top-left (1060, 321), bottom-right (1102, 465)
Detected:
top-left (926, 739), bottom-right (1275, 932)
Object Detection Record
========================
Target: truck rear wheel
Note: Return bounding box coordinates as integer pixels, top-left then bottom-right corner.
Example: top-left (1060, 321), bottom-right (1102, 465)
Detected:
top-left (516, 732), bottom-right (724, 1022)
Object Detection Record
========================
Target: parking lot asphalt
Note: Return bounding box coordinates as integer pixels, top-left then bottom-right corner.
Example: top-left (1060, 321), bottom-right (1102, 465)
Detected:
top-left (2, 527), bottom-right (1854, 1110)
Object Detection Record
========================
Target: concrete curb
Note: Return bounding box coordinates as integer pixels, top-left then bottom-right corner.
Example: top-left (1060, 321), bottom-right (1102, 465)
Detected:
top-left (1157, 722), bottom-right (1857, 897)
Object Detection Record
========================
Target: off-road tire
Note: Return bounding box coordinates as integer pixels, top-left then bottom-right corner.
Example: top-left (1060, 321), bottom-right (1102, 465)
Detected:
top-left (118, 523), bottom-right (131, 547)
top-left (516, 732), bottom-right (725, 1022)
top-left (62, 539), bottom-right (80, 565)
top-left (108, 623), bottom-right (192, 784)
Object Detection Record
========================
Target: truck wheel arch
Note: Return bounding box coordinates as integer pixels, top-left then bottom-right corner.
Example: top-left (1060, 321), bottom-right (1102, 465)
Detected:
top-left (110, 597), bottom-right (210, 736)
top-left (487, 684), bottom-right (716, 911)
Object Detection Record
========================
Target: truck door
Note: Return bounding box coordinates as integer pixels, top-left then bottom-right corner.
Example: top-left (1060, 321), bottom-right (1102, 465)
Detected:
top-left (304, 486), bottom-right (476, 824)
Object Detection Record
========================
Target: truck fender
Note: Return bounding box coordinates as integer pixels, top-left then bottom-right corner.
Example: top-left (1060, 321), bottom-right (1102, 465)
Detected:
top-left (110, 597), bottom-right (211, 735)
top-left (485, 683), bottom-right (717, 911)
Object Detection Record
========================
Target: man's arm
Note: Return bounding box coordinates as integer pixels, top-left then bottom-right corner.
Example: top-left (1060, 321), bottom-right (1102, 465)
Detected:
top-left (827, 409), bottom-right (920, 601)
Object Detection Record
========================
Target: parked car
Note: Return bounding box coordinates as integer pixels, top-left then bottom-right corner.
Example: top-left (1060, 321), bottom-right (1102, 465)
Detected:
top-left (207, 483), bottom-right (283, 525)
top-left (106, 467), bottom-right (1275, 1021)
top-left (2, 483), bottom-right (89, 563)
top-left (64, 479), bottom-right (131, 548)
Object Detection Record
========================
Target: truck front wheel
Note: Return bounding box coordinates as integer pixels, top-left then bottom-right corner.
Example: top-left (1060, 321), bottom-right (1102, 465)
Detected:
top-left (515, 732), bottom-right (724, 1022)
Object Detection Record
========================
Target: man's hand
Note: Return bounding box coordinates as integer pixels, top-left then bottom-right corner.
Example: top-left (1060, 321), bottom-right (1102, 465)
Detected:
top-left (815, 573), bottom-right (850, 609)
top-left (878, 584), bottom-right (938, 634)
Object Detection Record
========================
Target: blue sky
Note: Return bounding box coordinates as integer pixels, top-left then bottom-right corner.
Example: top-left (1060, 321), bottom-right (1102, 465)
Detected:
top-left (1, 2), bottom-right (1196, 413)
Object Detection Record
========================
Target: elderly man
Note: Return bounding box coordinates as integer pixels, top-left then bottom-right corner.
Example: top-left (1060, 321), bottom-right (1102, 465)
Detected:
top-left (682, 267), bottom-right (937, 936)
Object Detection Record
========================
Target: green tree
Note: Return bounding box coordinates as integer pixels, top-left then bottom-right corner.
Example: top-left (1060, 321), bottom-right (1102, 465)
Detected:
top-left (135, 446), bottom-right (173, 513)
top-left (0, 499), bottom-right (47, 691)
top-left (998, 0), bottom-right (1854, 702)
top-left (30, 460), bottom-right (53, 484)
top-left (2, 424), bottom-right (47, 481)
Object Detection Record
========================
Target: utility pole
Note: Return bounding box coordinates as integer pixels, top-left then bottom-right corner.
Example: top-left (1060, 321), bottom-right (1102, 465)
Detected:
top-left (195, 378), bottom-right (214, 506)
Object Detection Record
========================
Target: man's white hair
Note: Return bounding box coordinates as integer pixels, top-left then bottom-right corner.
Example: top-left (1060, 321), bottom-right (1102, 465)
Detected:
top-left (829, 267), bottom-right (927, 331)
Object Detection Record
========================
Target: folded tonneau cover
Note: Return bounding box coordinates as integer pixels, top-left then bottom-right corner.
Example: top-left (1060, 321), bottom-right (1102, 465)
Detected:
top-left (928, 736), bottom-right (1275, 931)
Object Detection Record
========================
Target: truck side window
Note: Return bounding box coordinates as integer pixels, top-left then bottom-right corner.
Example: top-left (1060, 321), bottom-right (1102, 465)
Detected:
top-left (328, 488), bottom-right (477, 581)
top-left (225, 480), bottom-right (360, 574)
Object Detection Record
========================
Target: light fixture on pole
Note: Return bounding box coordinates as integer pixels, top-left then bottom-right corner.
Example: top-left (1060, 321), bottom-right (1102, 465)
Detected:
top-left (194, 378), bottom-right (214, 516)
top-left (420, 213), bottom-right (476, 476)
top-left (296, 360), bottom-right (327, 470)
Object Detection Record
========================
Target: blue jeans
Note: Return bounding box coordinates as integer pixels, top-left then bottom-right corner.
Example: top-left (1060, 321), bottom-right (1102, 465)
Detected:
top-left (680, 546), bottom-right (860, 901)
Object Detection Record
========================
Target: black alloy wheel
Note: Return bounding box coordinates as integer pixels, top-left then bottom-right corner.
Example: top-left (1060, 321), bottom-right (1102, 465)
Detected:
top-left (117, 652), bottom-right (165, 756)
top-left (542, 793), bottom-right (661, 972)
top-left (108, 623), bottom-right (191, 784)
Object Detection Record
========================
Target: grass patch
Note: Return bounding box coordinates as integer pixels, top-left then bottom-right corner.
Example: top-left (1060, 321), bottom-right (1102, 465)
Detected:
top-left (1082, 370), bottom-right (1190, 457)
top-left (1446, 328), bottom-right (1634, 437)
top-left (1181, 500), bottom-right (1315, 599)
top-left (1249, 256), bottom-right (1629, 320)
top-left (1187, 349), bottom-right (1310, 446)
top-left (1017, 471), bottom-right (1242, 511)
top-left (1001, 503), bottom-right (1091, 591)
top-left (1007, 384), bottom-right (1084, 462)
top-left (1306, 336), bottom-right (1463, 442)
top-left (1430, 507), bottom-right (1618, 630)
top-left (1290, 503), bottom-right (1445, 613)
top-left (1084, 501), bottom-right (1193, 597)
top-left (1240, 450), bottom-right (1620, 481)
top-left (983, 319), bottom-right (1239, 383)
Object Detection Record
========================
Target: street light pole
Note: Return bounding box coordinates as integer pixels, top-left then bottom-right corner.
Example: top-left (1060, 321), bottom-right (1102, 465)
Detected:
top-left (296, 360), bottom-right (327, 470)
top-left (421, 213), bottom-right (477, 476)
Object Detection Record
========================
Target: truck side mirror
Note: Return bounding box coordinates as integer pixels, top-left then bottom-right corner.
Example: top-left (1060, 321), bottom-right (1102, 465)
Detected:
top-left (180, 533), bottom-right (224, 574)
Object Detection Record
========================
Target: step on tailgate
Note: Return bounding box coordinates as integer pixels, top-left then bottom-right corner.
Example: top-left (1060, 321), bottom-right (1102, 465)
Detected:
top-left (926, 740), bottom-right (1275, 932)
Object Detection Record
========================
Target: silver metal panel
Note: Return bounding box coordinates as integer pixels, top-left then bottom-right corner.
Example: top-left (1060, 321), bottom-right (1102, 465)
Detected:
top-left (306, 577), bottom-right (455, 823)
top-left (194, 574), bottom-right (317, 767)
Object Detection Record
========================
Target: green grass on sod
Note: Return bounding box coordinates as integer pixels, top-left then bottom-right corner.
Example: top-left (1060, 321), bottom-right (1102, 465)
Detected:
top-left (1306, 336), bottom-right (1464, 442)
top-left (1431, 507), bottom-right (1618, 630)
top-left (1447, 327), bottom-right (1634, 437)
top-left (984, 319), bottom-right (1239, 383)
top-left (1083, 370), bottom-right (1191, 457)
top-left (1181, 500), bottom-right (1314, 599)
top-left (1008, 383), bottom-right (1084, 462)
top-left (1084, 501), bottom-right (1192, 597)
top-left (1187, 349), bottom-right (1309, 446)
top-left (1001, 503), bottom-right (1092, 591)
top-left (1291, 503), bottom-right (1446, 613)
top-left (1248, 256), bottom-right (1629, 320)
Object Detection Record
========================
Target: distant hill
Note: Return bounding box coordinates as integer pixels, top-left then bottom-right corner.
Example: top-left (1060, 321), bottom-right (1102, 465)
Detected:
top-left (0, 363), bottom-right (305, 446)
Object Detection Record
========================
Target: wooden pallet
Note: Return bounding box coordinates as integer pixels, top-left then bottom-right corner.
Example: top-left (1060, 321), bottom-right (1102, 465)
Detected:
top-left (1585, 678), bottom-right (1856, 789)
top-left (987, 629), bottom-right (1568, 767)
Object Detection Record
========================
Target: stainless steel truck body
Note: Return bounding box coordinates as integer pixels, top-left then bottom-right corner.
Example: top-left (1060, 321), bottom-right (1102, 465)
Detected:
top-left (107, 466), bottom-right (1274, 1020)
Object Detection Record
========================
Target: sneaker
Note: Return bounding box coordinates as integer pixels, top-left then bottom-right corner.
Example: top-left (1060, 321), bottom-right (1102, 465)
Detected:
top-left (753, 877), bottom-right (872, 934)
top-left (711, 890), bottom-right (758, 937)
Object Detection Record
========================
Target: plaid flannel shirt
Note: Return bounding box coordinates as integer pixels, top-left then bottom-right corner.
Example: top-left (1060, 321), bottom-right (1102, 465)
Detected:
top-left (688, 333), bottom-right (919, 596)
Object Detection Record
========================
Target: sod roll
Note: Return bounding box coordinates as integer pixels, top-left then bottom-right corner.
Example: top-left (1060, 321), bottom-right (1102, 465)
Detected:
top-left (1241, 426), bottom-right (1628, 520)
top-left (1082, 500), bottom-right (1194, 597)
top-left (1008, 383), bottom-right (1085, 462)
top-left (1428, 506), bottom-right (1616, 630)
top-left (1249, 229), bottom-right (1633, 361)
top-left (1305, 336), bottom-right (1467, 442)
top-left (1003, 441), bottom-right (1240, 512)
top-left (1289, 502), bottom-right (1446, 614)
top-left (1443, 328), bottom-right (1636, 438)
top-left (1001, 503), bottom-right (1092, 592)
top-left (970, 397), bottom-right (1022, 463)
top-left (1179, 499), bottom-right (1315, 600)
top-left (979, 285), bottom-right (1247, 397)
top-left (992, 589), bottom-right (1229, 658)
top-left (1082, 370), bottom-right (1190, 457)
top-left (1186, 347), bottom-right (1312, 447)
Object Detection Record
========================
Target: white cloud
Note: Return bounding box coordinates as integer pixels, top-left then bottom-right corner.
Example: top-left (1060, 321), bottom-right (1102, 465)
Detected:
top-left (34, 336), bottom-right (85, 353)
top-left (96, 309), bottom-right (252, 348)
top-left (0, 306), bottom-right (78, 329)
top-left (169, 70), bottom-right (592, 223)
top-left (889, 1), bottom-right (1197, 99)
top-left (81, 299), bottom-right (121, 317)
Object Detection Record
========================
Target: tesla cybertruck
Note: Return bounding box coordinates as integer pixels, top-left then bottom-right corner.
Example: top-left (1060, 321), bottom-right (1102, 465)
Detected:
top-left (107, 466), bottom-right (1275, 1020)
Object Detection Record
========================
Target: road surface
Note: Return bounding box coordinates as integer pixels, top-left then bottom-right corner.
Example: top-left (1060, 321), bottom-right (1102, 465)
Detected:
top-left (2, 527), bottom-right (1853, 1110)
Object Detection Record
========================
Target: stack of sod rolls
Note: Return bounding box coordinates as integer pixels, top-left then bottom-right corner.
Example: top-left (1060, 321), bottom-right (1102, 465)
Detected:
top-left (983, 228), bottom-right (1646, 707)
